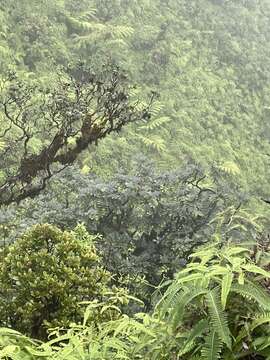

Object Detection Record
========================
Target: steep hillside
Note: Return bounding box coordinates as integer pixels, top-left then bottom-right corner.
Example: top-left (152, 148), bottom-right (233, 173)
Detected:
top-left (1, 0), bottom-right (270, 201)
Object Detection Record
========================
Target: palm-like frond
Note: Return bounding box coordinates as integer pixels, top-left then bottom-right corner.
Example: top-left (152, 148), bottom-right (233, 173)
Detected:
top-left (139, 116), bottom-right (171, 131)
top-left (137, 134), bottom-right (166, 152)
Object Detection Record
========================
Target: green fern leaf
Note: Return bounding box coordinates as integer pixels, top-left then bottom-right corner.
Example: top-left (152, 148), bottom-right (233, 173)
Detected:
top-left (225, 247), bottom-right (250, 257)
top-left (79, 9), bottom-right (97, 19)
top-left (231, 281), bottom-right (270, 310)
top-left (155, 279), bottom-right (182, 312)
top-left (201, 330), bottom-right (223, 360)
top-left (137, 134), bottom-right (166, 152)
top-left (178, 319), bottom-right (209, 357)
top-left (110, 25), bottom-right (134, 39)
top-left (250, 313), bottom-right (270, 332)
top-left (218, 161), bottom-right (240, 175)
top-left (206, 288), bottom-right (232, 349)
top-left (221, 272), bottom-right (233, 310)
top-left (171, 288), bottom-right (207, 330)
top-left (140, 116), bottom-right (171, 131)
top-left (238, 271), bottom-right (245, 285)
top-left (235, 313), bottom-right (270, 346)
top-left (242, 264), bottom-right (270, 279)
top-left (148, 101), bottom-right (164, 116)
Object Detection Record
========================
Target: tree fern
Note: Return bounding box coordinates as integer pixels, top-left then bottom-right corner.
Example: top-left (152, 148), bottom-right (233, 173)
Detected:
top-left (218, 161), bottom-right (240, 176)
top-left (139, 116), bottom-right (171, 131)
top-left (72, 20), bottom-right (134, 50)
top-left (137, 134), bottom-right (166, 153)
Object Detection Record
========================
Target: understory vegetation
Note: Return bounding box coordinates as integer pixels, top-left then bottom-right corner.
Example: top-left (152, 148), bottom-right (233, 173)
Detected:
top-left (1, 0), bottom-right (270, 359)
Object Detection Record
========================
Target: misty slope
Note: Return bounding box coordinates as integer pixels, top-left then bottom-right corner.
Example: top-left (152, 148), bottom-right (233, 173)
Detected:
top-left (1, 0), bottom-right (270, 200)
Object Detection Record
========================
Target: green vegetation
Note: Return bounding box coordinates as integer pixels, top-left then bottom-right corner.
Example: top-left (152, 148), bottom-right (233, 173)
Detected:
top-left (0, 0), bottom-right (270, 359)
top-left (0, 224), bottom-right (127, 340)
top-left (2, 242), bottom-right (270, 359)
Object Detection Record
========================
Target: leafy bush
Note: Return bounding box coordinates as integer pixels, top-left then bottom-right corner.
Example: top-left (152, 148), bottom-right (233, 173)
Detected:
top-left (0, 224), bottom-right (116, 340)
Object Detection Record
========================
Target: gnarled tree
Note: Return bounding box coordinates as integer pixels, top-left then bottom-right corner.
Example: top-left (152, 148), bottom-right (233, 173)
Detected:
top-left (0, 63), bottom-right (153, 206)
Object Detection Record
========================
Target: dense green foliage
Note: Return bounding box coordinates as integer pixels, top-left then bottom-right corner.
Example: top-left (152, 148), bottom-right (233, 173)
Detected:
top-left (1, 0), bottom-right (270, 198)
top-left (0, 163), bottom-right (226, 282)
top-left (1, 0), bottom-right (270, 359)
top-left (0, 224), bottom-right (126, 340)
top-left (2, 242), bottom-right (270, 359)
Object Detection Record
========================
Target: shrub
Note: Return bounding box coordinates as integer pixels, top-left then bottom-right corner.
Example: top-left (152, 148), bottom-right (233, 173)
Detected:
top-left (0, 224), bottom-right (112, 339)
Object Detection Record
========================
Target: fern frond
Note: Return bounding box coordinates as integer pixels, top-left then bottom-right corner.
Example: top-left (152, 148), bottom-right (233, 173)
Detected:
top-left (201, 330), bottom-right (223, 360)
top-left (178, 319), bottom-right (209, 357)
top-left (218, 161), bottom-right (240, 175)
top-left (0, 140), bottom-right (5, 151)
top-left (158, 290), bottom-right (183, 317)
top-left (105, 38), bottom-right (128, 48)
top-left (78, 9), bottom-right (97, 20)
top-left (155, 279), bottom-right (182, 312)
top-left (238, 270), bottom-right (245, 285)
top-left (110, 25), bottom-right (134, 39)
top-left (157, 275), bottom-right (205, 317)
top-left (137, 134), bottom-right (166, 152)
top-left (190, 244), bottom-right (218, 263)
top-left (235, 313), bottom-right (270, 346)
top-left (224, 246), bottom-right (250, 257)
top-left (208, 265), bottom-right (231, 277)
top-left (231, 281), bottom-right (270, 310)
top-left (206, 288), bottom-right (231, 349)
top-left (176, 264), bottom-right (208, 277)
top-left (221, 272), bottom-right (233, 310)
top-left (139, 116), bottom-right (171, 131)
top-left (171, 288), bottom-right (207, 330)
top-left (148, 101), bottom-right (164, 116)
top-left (67, 16), bottom-right (104, 32)
top-left (177, 273), bottom-right (206, 284)
top-left (242, 264), bottom-right (270, 279)
top-left (250, 313), bottom-right (270, 332)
